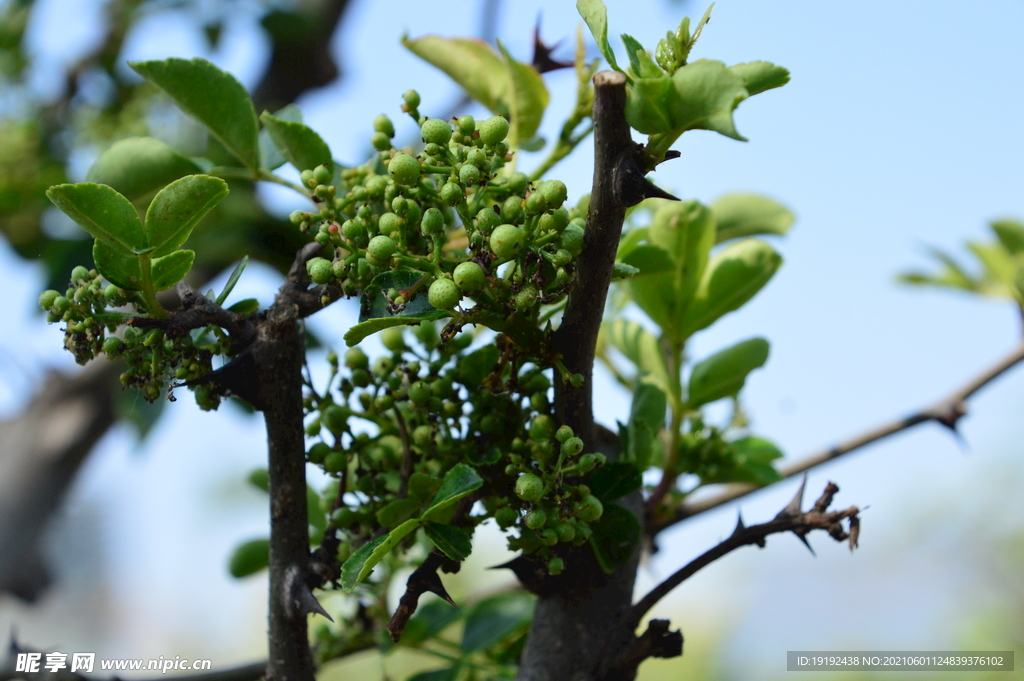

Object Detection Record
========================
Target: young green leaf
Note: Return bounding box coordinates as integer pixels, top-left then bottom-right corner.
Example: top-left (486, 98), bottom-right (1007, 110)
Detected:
top-left (260, 112), bottom-right (333, 174)
top-left (712, 194), bottom-right (794, 244)
top-left (687, 337), bottom-right (769, 408)
top-left (497, 40), bottom-right (550, 145)
top-left (149, 249), bottom-right (195, 291)
top-left (376, 497), bottom-right (420, 530)
top-left (701, 436), bottom-right (783, 485)
top-left (648, 199), bottom-right (716, 330)
top-left (680, 238), bottom-right (782, 337)
top-left (344, 314), bottom-right (449, 347)
top-left (145, 175), bottom-right (229, 257)
top-left (601, 320), bottom-right (672, 397)
top-left (991, 219), bottom-right (1024, 255)
top-left (423, 521), bottom-right (473, 561)
top-left (728, 61), bottom-right (790, 96)
top-left (422, 463), bottom-right (483, 521)
top-left (399, 599), bottom-right (464, 647)
top-left (588, 504), bottom-right (641, 574)
top-left (259, 104), bottom-right (302, 171)
top-left (359, 269), bottom-right (439, 322)
top-left (588, 462), bottom-right (642, 501)
top-left (575, 0), bottom-right (622, 72)
top-left (340, 518), bottom-right (420, 592)
top-left (460, 592), bottom-right (535, 653)
top-left (629, 383), bottom-right (668, 433)
top-left (402, 36), bottom-right (505, 111)
top-left (307, 486), bottom-right (327, 532)
top-left (130, 58), bottom-right (260, 171)
top-left (620, 34), bottom-right (647, 76)
top-left (92, 240), bottom-right (142, 290)
top-left (46, 183), bottom-right (145, 253)
top-left (228, 538), bottom-right (269, 578)
top-left (86, 137), bottom-right (203, 202)
top-left (626, 59), bottom-right (748, 138)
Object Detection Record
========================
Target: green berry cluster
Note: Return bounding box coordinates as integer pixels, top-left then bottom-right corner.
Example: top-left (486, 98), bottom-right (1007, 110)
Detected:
top-left (39, 268), bottom-right (216, 401)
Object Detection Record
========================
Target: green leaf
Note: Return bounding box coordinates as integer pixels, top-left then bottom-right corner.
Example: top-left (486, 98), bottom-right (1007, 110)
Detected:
top-left (408, 473), bottom-right (443, 503)
top-left (680, 238), bottom-right (782, 337)
top-left (307, 486), bottom-right (326, 532)
top-left (620, 34), bottom-right (647, 76)
top-left (575, 0), bottom-right (621, 72)
top-left (260, 112), bottom-right (333, 173)
top-left (216, 255), bottom-right (249, 306)
top-left (455, 345), bottom-right (501, 390)
top-left (86, 137), bottom-right (203, 202)
top-left (376, 497), bottom-right (420, 530)
top-left (400, 598), bottom-right (464, 647)
top-left (497, 40), bottom-right (550, 145)
top-left (627, 59), bottom-right (750, 139)
top-left (359, 269), bottom-right (438, 322)
top-left (967, 241), bottom-right (1016, 288)
top-left (344, 314), bottom-right (448, 347)
top-left (145, 175), bottom-right (229, 257)
top-left (621, 243), bottom-right (675, 276)
top-left (408, 669), bottom-right (460, 681)
top-left (625, 419), bottom-right (657, 470)
top-left (228, 538), bottom-right (269, 578)
top-left (712, 194), bottom-right (794, 244)
top-left (687, 337), bottom-right (769, 408)
top-left (423, 522), bottom-right (473, 561)
top-left (423, 463), bottom-right (483, 521)
top-left (706, 436), bottom-right (783, 485)
top-left (589, 504), bottom-right (641, 574)
top-left (150, 249), bottom-right (195, 290)
top-left (898, 247), bottom-right (981, 293)
top-left (402, 36), bottom-right (505, 111)
top-left (601, 320), bottom-right (672, 396)
top-left (46, 183), bottom-right (145, 253)
top-left (612, 262), bottom-right (640, 280)
top-left (589, 462), bottom-right (642, 501)
top-left (460, 592), bottom-right (535, 653)
top-left (629, 383), bottom-right (667, 433)
top-left (728, 61), bottom-right (790, 96)
top-left (340, 518), bottom-right (420, 592)
top-left (93, 240), bottom-right (142, 290)
top-left (259, 104), bottom-right (302, 171)
top-left (130, 58), bottom-right (260, 171)
top-left (648, 200), bottom-right (716, 333)
top-left (991, 219), bottom-right (1024, 255)
top-left (617, 226), bottom-right (649, 261)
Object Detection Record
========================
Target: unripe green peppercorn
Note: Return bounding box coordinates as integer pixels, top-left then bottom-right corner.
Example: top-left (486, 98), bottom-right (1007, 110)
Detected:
top-left (506, 172), bottom-right (529, 193)
top-left (374, 356), bottom-right (394, 376)
top-left (412, 424), bottom-right (432, 446)
top-left (555, 425), bottom-right (574, 443)
top-left (39, 290), bottom-right (59, 310)
top-left (515, 473), bottom-right (544, 502)
top-left (324, 451), bottom-right (346, 474)
top-left (71, 266), bottom-right (90, 282)
top-left (575, 495), bottom-right (604, 522)
top-left (495, 506), bottom-right (517, 529)
top-left (479, 115), bottom-right (510, 145)
top-left (313, 165), bottom-right (332, 186)
top-left (489, 224), bottom-right (524, 261)
top-left (514, 284), bottom-right (538, 312)
top-left (345, 347), bottom-right (369, 370)
top-left (306, 257), bottom-right (333, 285)
top-left (365, 175), bottom-right (388, 199)
top-left (539, 528), bottom-right (558, 546)
top-left (476, 207), bottom-right (501, 234)
top-left (501, 195), bottom-right (523, 222)
top-left (525, 507), bottom-right (547, 530)
top-left (420, 118), bottom-right (452, 145)
top-left (420, 207), bottom-right (444, 235)
top-left (381, 326), bottom-right (406, 352)
top-left (453, 261), bottom-right (485, 292)
top-left (308, 442), bottom-right (331, 464)
top-left (440, 181), bottom-right (464, 205)
top-left (102, 337), bottom-right (123, 357)
top-left (371, 131), bottom-right (391, 151)
top-left (459, 163), bottom-right (481, 185)
top-left (562, 436), bottom-right (584, 457)
top-left (374, 394), bottom-right (393, 411)
top-left (428, 278), bottom-right (461, 310)
top-left (403, 90), bottom-right (421, 109)
top-left (300, 169), bottom-right (315, 187)
top-left (548, 556), bottom-right (565, 575)
top-left (388, 154), bottom-right (420, 186)
top-left (408, 381), bottom-right (430, 406)
top-left (367, 235), bottom-right (397, 262)
top-left (321, 404), bottom-right (347, 435)
top-left (538, 179), bottom-right (568, 208)
top-left (529, 414), bottom-right (556, 440)
top-left (556, 522), bottom-right (576, 543)
top-left (466, 148), bottom-right (487, 168)
top-left (373, 114), bottom-right (395, 137)
top-left (456, 115), bottom-right (475, 135)
top-left (560, 224), bottom-right (585, 256)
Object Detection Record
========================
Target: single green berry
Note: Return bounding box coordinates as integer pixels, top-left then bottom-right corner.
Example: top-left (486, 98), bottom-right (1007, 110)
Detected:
top-left (374, 394), bottom-right (394, 411)
top-left (420, 118), bottom-right (452, 146)
top-left (367, 235), bottom-right (397, 262)
top-left (388, 154), bottom-right (420, 186)
top-left (373, 114), bottom-right (395, 137)
top-left (547, 556), bottom-right (565, 575)
top-left (560, 224), bottom-right (585, 257)
top-left (552, 249), bottom-right (572, 267)
top-left (102, 337), bottom-right (123, 357)
top-left (408, 381), bottom-right (430, 406)
top-left (423, 142), bottom-right (441, 156)
top-left (495, 506), bottom-right (517, 529)
top-left (530, 392), bottom-right (549, 412)
top-left (403, 90), bottom-right (421, 109)
top-left (412, 424), bottom-right (432, 446)
top-left (345, 347), bottom-right (369, 370)
top-left (453, 261), bottom-right (485, 292)
top-left (421, 207), bottom-right (444, 235)
top-left (526, 190), bottom-right (548, 215)
top-left (456, 115), bottom-right (475, 135)
top-left (575, 495), bottom-right (603, 522)
top-left (562, 436), bottom-right (584, 457)
top-left (321, 404), bottom-right (347, 435)
top-left (525, 507), bottom-right (547, 530)
top-left (476, 207), bottom-right (501, 234)
top-left (556, 522), bottom-right (576, 543)
top-left (365, 175), bottom-right (388, 199)
top-left (332, 507), bottom-right (357, 528)
top-left (507, 172), bottom-right (529, 193)
top-left (378, 212), bottom-right (402, 236)
top-left (501, 195), bottom-right (523, 222)
top-left (466, 148), bottom-right (487, 168)
top-left (39, 290), bottom-right (60, 310)
top-left (71, 266), bottom-right (90, 282)
top-left (538, 179), bottom-right (568, 209)
top-left (300, 169), bottom-right (315, 187)
top-left (529, 414), bottom-right (556, 440)
top-left (489, 224), bottom-right (524, 261)
top-left (513, 284), bottom-right (538, 312)
top-left (371, 131), bottom-right (391, 151)
top-left (428, 278), bottom-right (461, 310)
top-left (313, 165), bottom-right (332, 186)
top-left (539, 528), bottom-right (558, 546)
top-left (351, 369), bottom-right (370, 388)
top-left (308, 442), bottom-right (331, 464)
top-left (555, 425), bottom-right (574, 443)
top-left (515, 473), bottom-right (544, 502)
top-left (381, 326), bottom-right (406, 352)
top-left (459, 163), bottom-right (481, 185)
top-left (103, 284), bottom-right (121, 301)
top-left (306, 257), bottom-right (333, 285)
top-left (324, 451), bottom-right (347, 474)
top-left (479, 115), bottom-right (510, 145)
top-left (440, 181), bottom-right (464, 205)
top-left (342, 220), bottom-right (367, 246)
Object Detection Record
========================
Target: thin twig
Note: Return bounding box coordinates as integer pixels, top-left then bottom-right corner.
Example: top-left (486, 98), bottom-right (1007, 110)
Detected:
top-left (649, 340), bottom-right (1024, 535)
top-left (633, 481), bottom-right (859, 626)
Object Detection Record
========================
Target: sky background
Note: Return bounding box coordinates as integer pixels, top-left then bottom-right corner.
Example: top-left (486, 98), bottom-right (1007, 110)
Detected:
top-left (1, 0), bottom-right (1023, 679)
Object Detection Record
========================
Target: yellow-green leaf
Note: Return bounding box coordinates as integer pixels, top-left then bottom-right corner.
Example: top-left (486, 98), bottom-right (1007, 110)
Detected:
top-left (46, 183), bottom-right (145, 253)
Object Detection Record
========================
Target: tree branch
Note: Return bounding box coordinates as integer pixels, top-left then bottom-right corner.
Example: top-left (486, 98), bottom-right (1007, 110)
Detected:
top-left (632, 480), bottom-right (859, 627)
top-left (649, 340), bottom-right (1024, 536)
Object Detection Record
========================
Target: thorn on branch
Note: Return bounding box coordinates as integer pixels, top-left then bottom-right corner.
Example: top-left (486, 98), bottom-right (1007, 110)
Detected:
top-left (283, 564), bottom-right (333, 622)
top-left (531, 16), bottom-right (573, 73)
top-left (386, 552), bottom-right (458, 642)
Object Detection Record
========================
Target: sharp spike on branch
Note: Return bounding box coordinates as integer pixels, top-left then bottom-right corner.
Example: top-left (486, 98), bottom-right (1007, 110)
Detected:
top-left (424, 570), bottom-right (457, 608)
top-left (531, 14), bottom-right (572, 73)
top-left (731, 512), bottom-right (746, 537)
top-left (848, 515), bottom-right (860, 552)
top-left (777, 473), bottom-right (808, 519)
top-left (792, 531), bottom-right (816, 556)
top-left (297, 585), bottom-right (334, 622)
top-left (639, 178), bottom-right (680, 202)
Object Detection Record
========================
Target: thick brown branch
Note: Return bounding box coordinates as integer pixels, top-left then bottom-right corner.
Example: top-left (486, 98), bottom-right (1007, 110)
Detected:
top-left (650, 340), bottom-right (1024, 535)
top-left (633, 482), bottom-right (859, 627)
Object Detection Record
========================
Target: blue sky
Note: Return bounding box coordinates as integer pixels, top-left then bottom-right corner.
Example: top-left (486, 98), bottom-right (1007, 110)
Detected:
top-left (1, 0), bottom-right (1023, 677)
